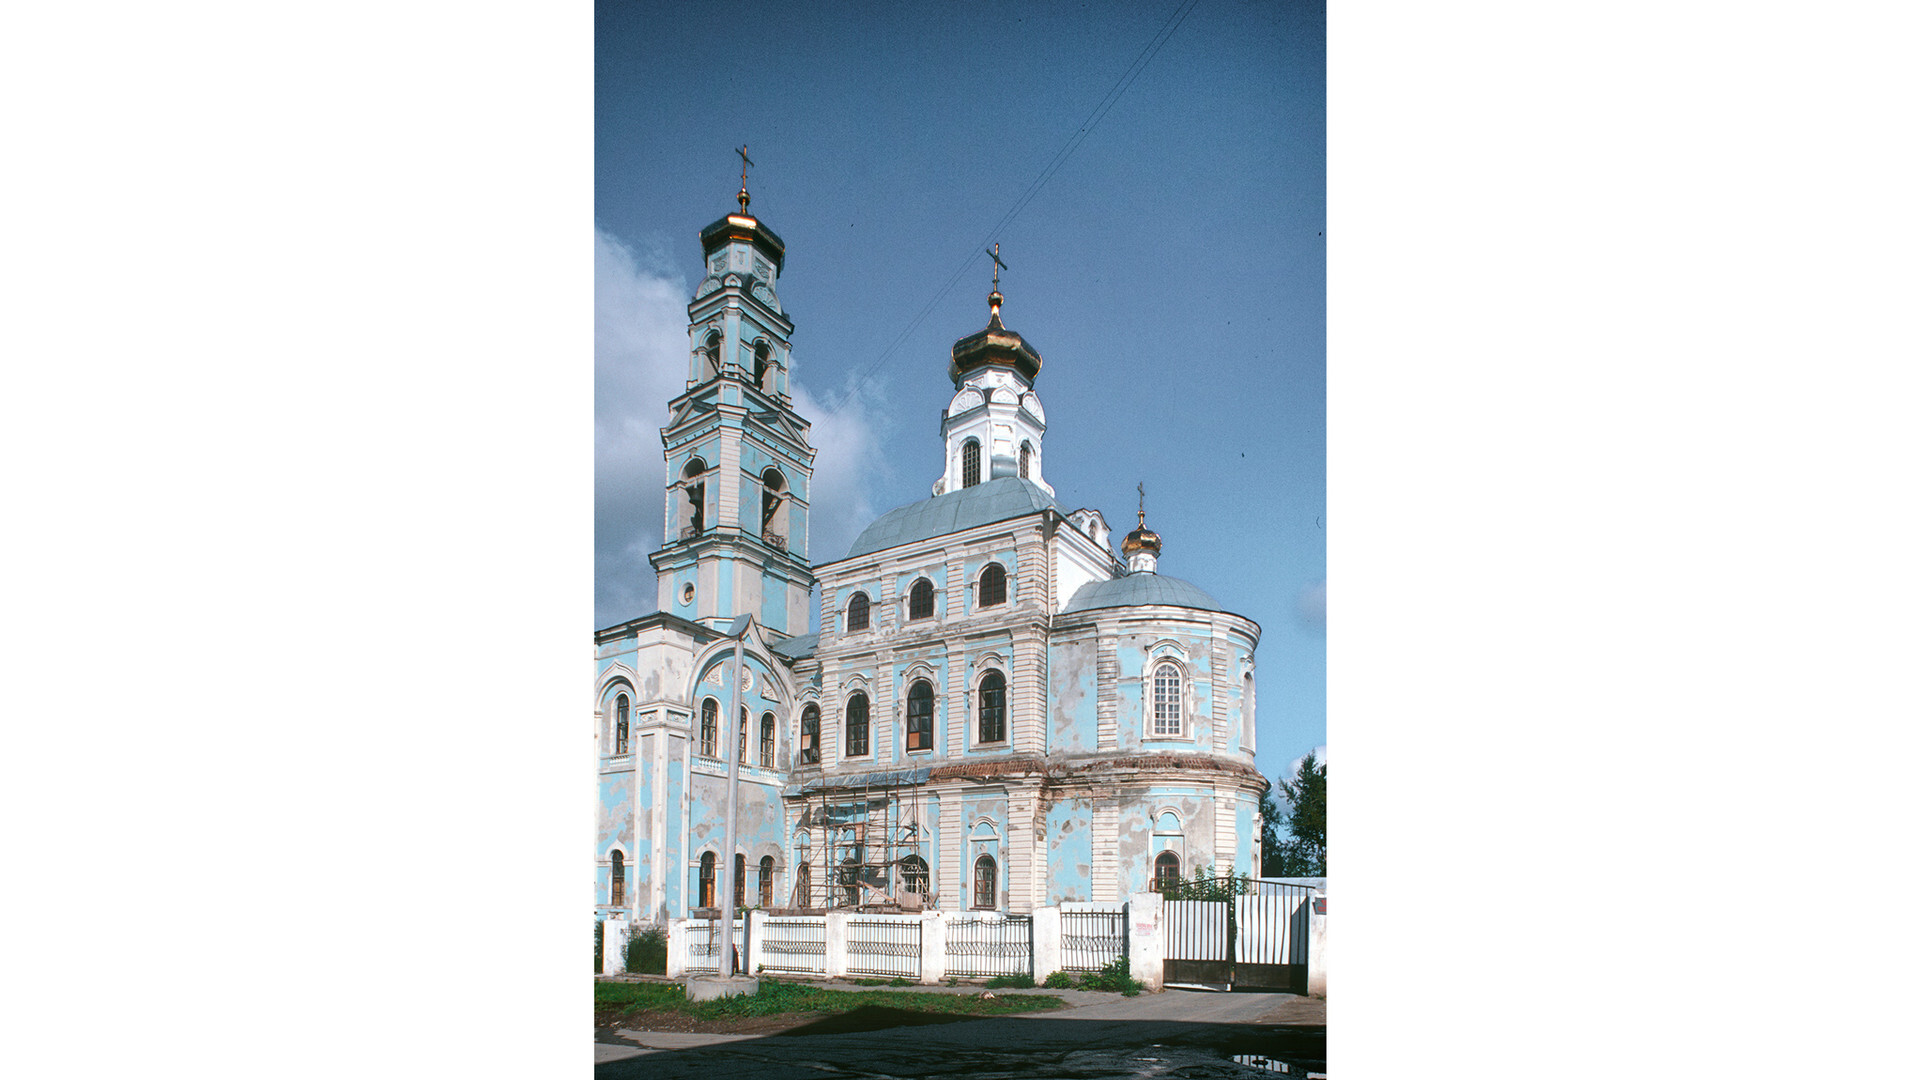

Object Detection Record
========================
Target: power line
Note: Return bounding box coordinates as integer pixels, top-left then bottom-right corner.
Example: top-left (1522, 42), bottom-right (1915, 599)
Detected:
top-left (822, 0), bottom-right (1201, 414)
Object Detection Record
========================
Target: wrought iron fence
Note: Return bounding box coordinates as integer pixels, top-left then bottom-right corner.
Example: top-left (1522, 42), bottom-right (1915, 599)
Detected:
top-left (846, 916), bottom-right (922, 978)
top-left (682, 917), bottom-right (747, 975)
top-left (1060, 906), bottom-right (1127, 973)
top-left (945, 913), bottom-right (1032, 978)
top-left (760, 916), bottom-right (828, 975)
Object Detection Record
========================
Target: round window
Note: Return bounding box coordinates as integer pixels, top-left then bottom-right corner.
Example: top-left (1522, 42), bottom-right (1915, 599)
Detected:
top-left (681, 583), bottom-right (696, 605)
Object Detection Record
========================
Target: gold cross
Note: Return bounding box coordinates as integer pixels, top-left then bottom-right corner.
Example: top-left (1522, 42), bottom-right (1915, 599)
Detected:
top-left (1138, 482), bottom-right (1147, 524)
top-left (986, 242), bottom-right (1008, 289)
top-left (736, 145), bottom-right (755, 213)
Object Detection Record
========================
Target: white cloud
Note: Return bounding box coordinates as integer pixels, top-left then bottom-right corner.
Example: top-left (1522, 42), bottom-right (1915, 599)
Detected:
top-left (594, 226), bottom-right (884, 630)
top-left (1285, 745), bottom-right (1328, 780)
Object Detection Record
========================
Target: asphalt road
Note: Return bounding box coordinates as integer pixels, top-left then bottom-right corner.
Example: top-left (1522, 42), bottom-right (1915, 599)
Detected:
top-left (596, 989), bottom-right (1325, 1079)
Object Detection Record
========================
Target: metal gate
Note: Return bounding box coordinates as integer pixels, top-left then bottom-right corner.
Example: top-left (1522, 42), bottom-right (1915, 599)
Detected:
top-left (1164, 885), bottom-right (1313, 990)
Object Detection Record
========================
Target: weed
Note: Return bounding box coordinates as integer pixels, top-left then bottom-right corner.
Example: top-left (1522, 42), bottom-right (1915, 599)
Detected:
top-left (1076, 956), bottom-right (1142, 996)
top-left (625, 925), bottom-right (667, 975)
top-left (1041, 971), bottom-right (1076, 989)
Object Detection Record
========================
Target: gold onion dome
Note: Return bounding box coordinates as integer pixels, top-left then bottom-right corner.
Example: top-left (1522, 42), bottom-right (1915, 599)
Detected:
top-left (1121, 511), bottom-right (1162, 557)
top-left (949, 293), bottom-right (1042, 386)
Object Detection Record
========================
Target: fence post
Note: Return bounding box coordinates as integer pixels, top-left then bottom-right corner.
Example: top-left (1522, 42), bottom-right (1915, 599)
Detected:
top-left (746, 909), bottom-right (766, 976)
top-left (1127, 892), bottom-right (1164, 992)
top-left (664, 917), bottom-right (685, 978)
top-left (1307, 889), bottom-right (1327, 998)
top-left (1031, 906), bottom-right (1061, 984)
top-left (605, 918), bottom-right (629, 975)
top-left (823, 910), bottom-right (849, 979)
top-left (920, 910), bottom-right (947, 984)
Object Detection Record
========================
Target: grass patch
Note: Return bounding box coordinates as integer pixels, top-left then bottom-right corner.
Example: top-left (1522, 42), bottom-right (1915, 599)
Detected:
top-left (983, 974), bottom-right (1035, 989)
top-left (595, 978), bottom-right (1066, 1021)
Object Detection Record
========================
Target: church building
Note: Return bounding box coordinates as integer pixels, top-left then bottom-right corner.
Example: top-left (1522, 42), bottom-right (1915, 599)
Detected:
top-left (595, 186), bottom-right (1268, 924)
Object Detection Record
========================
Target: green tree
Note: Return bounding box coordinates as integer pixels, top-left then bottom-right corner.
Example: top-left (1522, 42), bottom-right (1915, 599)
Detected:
top-left (1258, 786), bottom-right (1286, 876)
top-left (1271, 751), bottom-right (1326, 875)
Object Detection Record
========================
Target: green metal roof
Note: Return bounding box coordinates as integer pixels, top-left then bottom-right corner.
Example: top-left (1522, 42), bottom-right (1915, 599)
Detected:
top-left (1060, 573), bottom-right (1224, 614)
top-left (843, 476), bottom-right (1060, 559)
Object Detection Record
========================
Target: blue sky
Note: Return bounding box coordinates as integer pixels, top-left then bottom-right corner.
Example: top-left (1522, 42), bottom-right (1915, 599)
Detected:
top-left (596, 0), bottom-right (1326, 785)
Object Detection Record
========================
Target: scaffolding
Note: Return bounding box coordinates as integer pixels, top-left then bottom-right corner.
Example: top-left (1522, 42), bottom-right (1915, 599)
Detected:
top-left (787, 766), bottom-right (931, 911)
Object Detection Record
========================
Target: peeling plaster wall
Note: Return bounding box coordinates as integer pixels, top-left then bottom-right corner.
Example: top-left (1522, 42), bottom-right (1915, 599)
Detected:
top-left (599, 772), bottom-right (632, 857)
top-left (1044, 797), bottom-right (1094, 902)
top-left (664, 738), bottom-right (684, 915)
top-left (1048, 633), bottom-right (1098, 755)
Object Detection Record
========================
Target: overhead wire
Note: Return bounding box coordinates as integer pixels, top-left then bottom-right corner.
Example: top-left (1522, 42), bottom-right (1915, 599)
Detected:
top-left (820, 0), bottom-right (1202, 415)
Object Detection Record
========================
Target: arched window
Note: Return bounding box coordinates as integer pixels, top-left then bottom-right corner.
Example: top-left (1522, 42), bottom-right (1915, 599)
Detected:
top-left (973, 855), bottom-right (998, 909)
top-left (978, 563), bottom-right (1006, 608)
top-left (610, 850), bottom-right (625, 906)
top-left (759, 855), bottom-right (775, 908)
top-left (1019, 441), bottom-right (1032, 479)
top-left (700, 698), bottom-right (719, 758)
top-left (901, 854), bottom-right (929, 896)
top-left (1152, 663), bottom-right (1183, 736)
top-left (795, 861), bottom-right (812, 908)
top-left (962, 438), bottom-right (981, 488)
top-left (800, 704), bottom-right (821, 764)
top-left (699, 852), bottom-right (716, 909)
top-left (614, 693), bottom-right (629, 755)
top-left (846, 591), bottom-right (870, 631)
top-left (906, 679), bottom-right (934, 752)
top-left (703, 330), bottom-right (722, 381)
top-left (734, 852), bottom-right (746, 908)
top-left (681, 458), bottom-right (707, 538)
top-left (760, 712), bottom-right (775, 768)
top-left (1154, 850), bottom-right (1181, 893)
top-left (908, 578), bottom-right (934, 621)
top-left (753, 340), bottom-right (770, 390)
top-left (845, 693), bottom-right (869, 757)
top-left (978, 669), bottom-right (1006, 744)
top-left (761, 466), bottom-right (786, 543)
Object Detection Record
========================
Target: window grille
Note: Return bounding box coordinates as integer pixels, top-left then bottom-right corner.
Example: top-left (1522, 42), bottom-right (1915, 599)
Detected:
top-left (902, 855), bottom-right (929, 896)
top-left (962, 439), bottom-right (980, 488)
top-left (1153, 664), bottom-right (1183, 736)
top-left (978, 670), bottom-right (1006, 743)
top-left (734, 852), bottom-right (746, 909)
top-left (759, 856), bottom-right (775, 908)
top-left (846, 591), bottom-right (869, 631)
top-left (973, 855), bottom-right (998, 910)
top-left (909, 578), bottom-right (934, 621)
top-left (610, 850), bottom-right (625, 906)
top-left (1019, 441), bottom-right (1031, 479)
top-left (760, 712), bottom-right (775, 768)
top-left (1154, 850), bottom-right (1181, 892)
top-left (800, 705), bottom-right (820, 763)
top-left (845, 694), bottom-right (869, 757)
top-left (978, 563), bottom-right (1006, 607)
top-left (699, 852), bottom-right (716, 908)
top-left (614, 693), bottom-right (629, 754)
top-left (906, 680), bottom-right (934, 751)
top-left (700, 698), bottom-right (719, 757)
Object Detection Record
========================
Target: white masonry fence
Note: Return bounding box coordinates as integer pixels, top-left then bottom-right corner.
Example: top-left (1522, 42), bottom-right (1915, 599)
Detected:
top-left (603, 885), bottom-right (1326, 996)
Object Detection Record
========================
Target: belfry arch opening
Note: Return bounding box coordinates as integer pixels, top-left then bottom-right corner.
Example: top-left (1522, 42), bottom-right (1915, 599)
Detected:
top-left (761, 466), bottom-right (787, 546)
top-left (680, 458), bottom-right (707, 538)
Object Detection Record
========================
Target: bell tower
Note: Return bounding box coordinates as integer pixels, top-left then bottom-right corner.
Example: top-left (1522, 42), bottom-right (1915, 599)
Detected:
top-left (649, 153), bottom-right (816, 635)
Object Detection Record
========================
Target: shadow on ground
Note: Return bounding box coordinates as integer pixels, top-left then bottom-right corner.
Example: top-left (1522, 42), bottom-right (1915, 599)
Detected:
top-left (598, 1011), bottom-right (1325, 1079)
